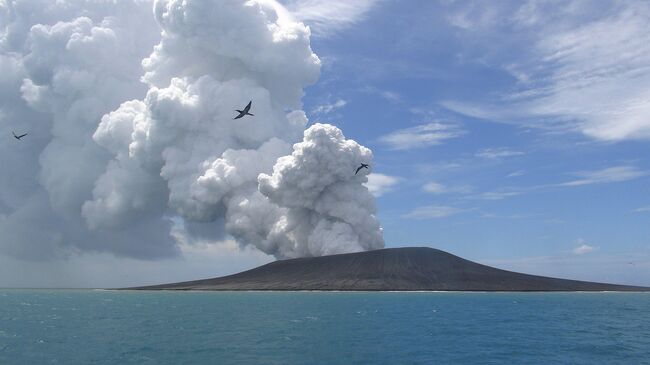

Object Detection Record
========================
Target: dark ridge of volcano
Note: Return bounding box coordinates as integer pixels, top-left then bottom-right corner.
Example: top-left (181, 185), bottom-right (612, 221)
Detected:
top-left (128, 247), bottom-right (650, 291)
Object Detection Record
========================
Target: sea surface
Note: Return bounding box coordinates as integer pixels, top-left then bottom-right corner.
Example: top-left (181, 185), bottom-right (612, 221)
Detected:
top-left (1, 290), bottom-right (649, 364)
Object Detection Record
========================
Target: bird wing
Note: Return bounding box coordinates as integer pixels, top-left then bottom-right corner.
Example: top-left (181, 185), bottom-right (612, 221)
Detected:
top-left (355, 166), bottom-right (363, 175)
top-left (233, 113), bottom-right (244, 120)
top-left (18, 133), bottom-right (27, 138)
top-left (243, 100), bottom-right (252, 113)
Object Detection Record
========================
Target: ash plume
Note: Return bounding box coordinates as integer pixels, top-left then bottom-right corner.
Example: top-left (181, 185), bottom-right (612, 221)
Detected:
top-left (0, 0), bottom-right (384, 260)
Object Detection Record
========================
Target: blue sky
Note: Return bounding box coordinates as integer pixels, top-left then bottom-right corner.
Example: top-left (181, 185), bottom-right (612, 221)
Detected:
top-left (295, 0), bottom-right (650, 284)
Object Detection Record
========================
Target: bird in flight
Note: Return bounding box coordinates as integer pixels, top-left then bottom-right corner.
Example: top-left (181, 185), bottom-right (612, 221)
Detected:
top-left (355, 163), bottom-right (369, 175)
top-left (13, 131), bottom-right (27, 140)
top-left (234, 100), bottom-right (254, 119)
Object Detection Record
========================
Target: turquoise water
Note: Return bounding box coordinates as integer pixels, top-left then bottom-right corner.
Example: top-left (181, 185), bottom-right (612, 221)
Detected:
top-left (1, 291), bottom-right (649, 364)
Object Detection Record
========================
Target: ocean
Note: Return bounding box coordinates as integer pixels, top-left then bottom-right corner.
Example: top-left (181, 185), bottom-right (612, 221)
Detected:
top-left (1, 290), bottom-right (649, 364)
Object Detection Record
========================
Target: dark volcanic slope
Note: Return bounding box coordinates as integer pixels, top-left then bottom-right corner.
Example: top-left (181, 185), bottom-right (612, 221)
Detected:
top-left (132, 247), bottom-right (649, 291)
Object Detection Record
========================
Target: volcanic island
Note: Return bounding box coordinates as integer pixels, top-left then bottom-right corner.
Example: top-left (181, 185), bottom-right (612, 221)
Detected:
top-left (129, 247), bottom-right (649, 291)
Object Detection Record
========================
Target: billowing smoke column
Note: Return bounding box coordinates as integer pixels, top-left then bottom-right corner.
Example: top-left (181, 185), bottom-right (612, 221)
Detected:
top-left (228, 123), bottom-right (384, 258)
top-left (0, 0), bottom-right (384, 260)
top-left (0, 0), bottom-right (171, 259)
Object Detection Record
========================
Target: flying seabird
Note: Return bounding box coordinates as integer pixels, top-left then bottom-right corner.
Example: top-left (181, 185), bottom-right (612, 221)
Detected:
top-left (355, 163), bottom-right (369, 175)
top-left (234, 100), bottom-right (254, 119)
top-left (12, 131), bottom-right (27, 140)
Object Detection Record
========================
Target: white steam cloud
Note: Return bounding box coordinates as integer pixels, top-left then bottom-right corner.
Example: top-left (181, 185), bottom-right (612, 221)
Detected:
top-left (0, 0), bottom-right (384, 260)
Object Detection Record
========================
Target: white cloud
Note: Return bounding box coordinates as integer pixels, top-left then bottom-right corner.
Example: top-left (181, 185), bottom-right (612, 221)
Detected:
top-left (379, 122), bottom-right (465, 150)
top-left (361, 86), bottom-right (402, 103)
top-left (507, 170), bottom-right (525, 178)
top-left (422, 182), bottom-right (472, 194)
top-left (559, 166), bottom-right (648, 187)
top-left (282, 0), bottom-right (380, 37)
top-left (365, 173), bottom-right (400, 197)
top-left (440, 100), bottom-right (514, 122)
top-left (380, 90), bottom-right (401, 102)
top-left (445, 1), bottom-right (504, 31)
top-left (480, 212), bottom-right (525, 220)
top-left (312, 98), bottom-right (346, 114)
top-left (422, 182), bottom-right (445, 194)
top-left (403, 205), bottom-right (466, 219)
top-left (476, 147), bottom-right (525, 159)
top-left (441, 2), bottom-right (650, 142)
top-left (475, 191), bottom-right (522, 200)
top-left (635, 206), bottom-right (650, 213)
top-left (529, 3), bottom-right (650, 141)
top-left (573, 240), bottom-right (596, 255)
top-left (451, 166), bottom-right (646, 201)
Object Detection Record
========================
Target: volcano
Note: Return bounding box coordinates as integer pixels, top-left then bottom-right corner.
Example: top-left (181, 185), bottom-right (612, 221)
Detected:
top-left (130, 247), bottom-right (649, 291)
